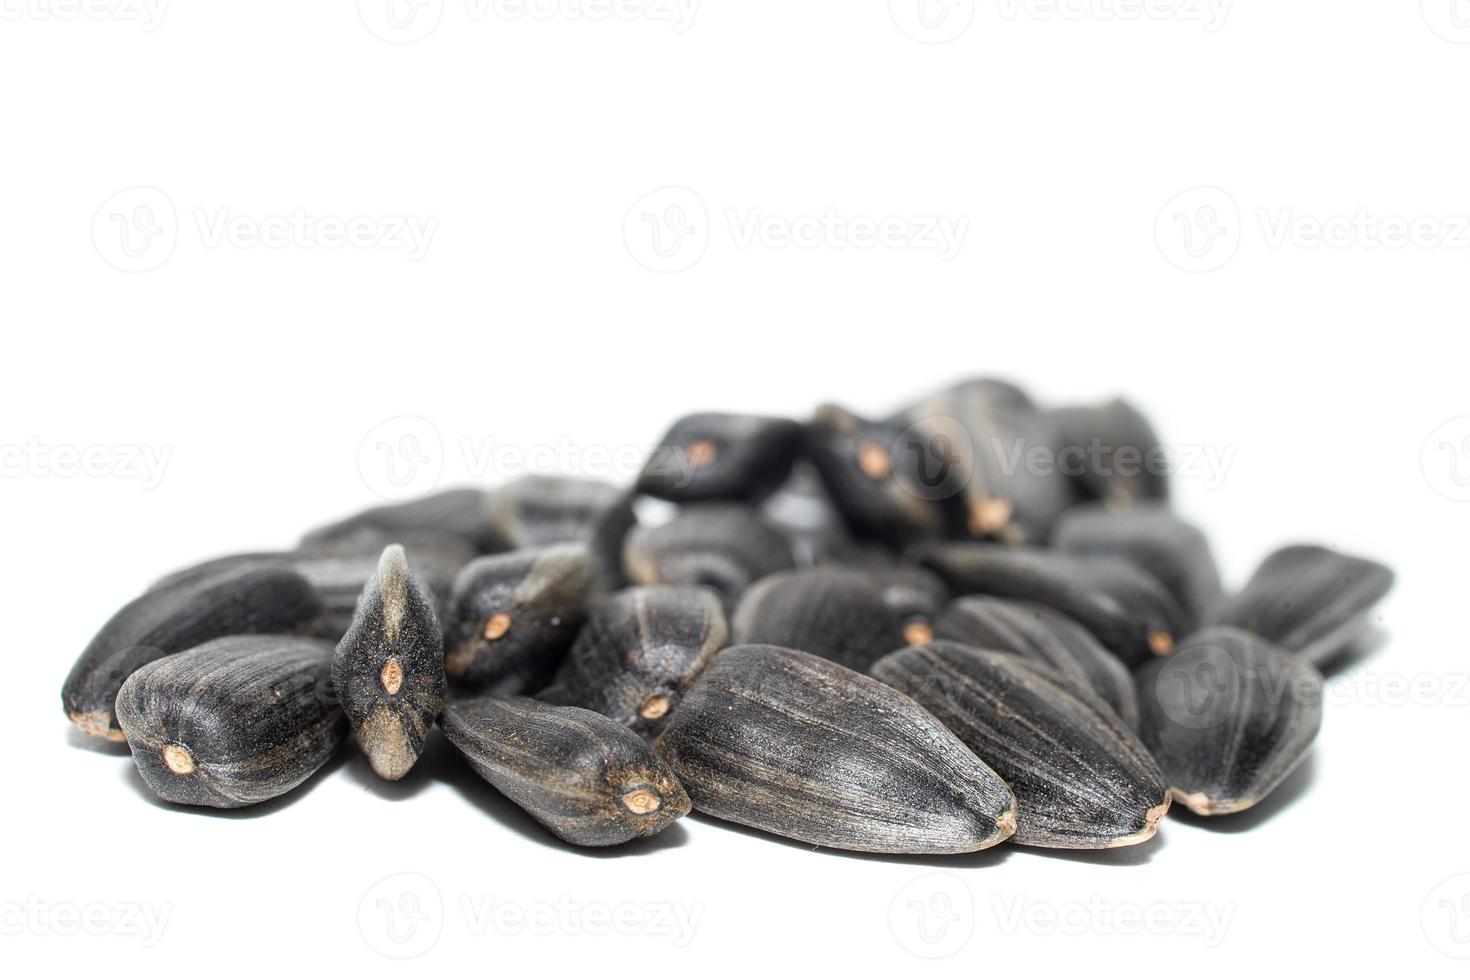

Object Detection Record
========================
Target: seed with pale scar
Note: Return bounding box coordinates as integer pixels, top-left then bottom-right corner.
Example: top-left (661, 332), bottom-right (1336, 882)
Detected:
top-left (483, 613), bottom-right (512, 641)
top-left (163, 744), bottom-right (196, 776)
top-left (857, 441), bottom-right (892, 480)
top-left (380, 658), bottom-right (404, 695)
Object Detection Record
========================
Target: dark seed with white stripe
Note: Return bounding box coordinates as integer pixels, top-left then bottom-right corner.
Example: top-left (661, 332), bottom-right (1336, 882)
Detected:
top-left (1213, 545), bottom-right (1394, 667)
top-left (333, 545), bottom-right (446, 780)
top-left (731, 567), bottom-right (906, 673)
top-left (933, 596), bottom-right (1138, 726)
top-left (63, 566), bottom-right (323, 741)
top-left (547, 585), bottom-right (727, 736)
top-left (442, 544), bottom-right (593, 695)
top-left (115, 635), bottom-right (346, 808)
top-left (872, 641), bottom-right (1168, 848)
top-left (1136, 627), bottom-right (1322, 816)
top-left (653, 644), bottom-right (1017, 854)
top-left (916, 543), bottom-right (1186, 667)
top-left (441, 695), bottom-right (690, 847)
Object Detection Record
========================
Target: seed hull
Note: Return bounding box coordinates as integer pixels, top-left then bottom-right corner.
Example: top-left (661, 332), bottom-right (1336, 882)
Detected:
top-left (731, 568), bottom-right (906, 673)
top-left (638, 412), bottom-right (803, 504)
top-left (653, 644), bottom-right (1017, 854)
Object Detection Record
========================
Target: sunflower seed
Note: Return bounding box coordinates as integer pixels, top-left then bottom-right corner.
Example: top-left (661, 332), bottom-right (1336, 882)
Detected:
top-left (933, 596), bottom-right (1138, 726)
top-left (622, 504), bottom-right (794, 610)
top-left (730, 567), bottom-right (906, 672)
top-left (300, 486), bottom-right (495, 553)
top-left (871, 641), bottom-right (1168, 848)
top-left (63, 566), bottom-right (323, 741)
top-left (1046, 397), bottom-right (1169, 507)
top-left (115, 635), bottom-right (346, 808)
top-left (1213, 545), bottom-right (1394, 667)
top-left (484, 475), bottom-right (636, 592)
top-left (638, 412), bottom-right (803, 503)
top-left (1053, 502), bottom-right (1223, 630)
top-left (915, 543), bottom-right (1185, 667)
top-left (1136, 626), bottom-right (1322, 816)
top-left (442, 543), bottom-right (593, 695)
top-left (546, 585), bottom-right (727, 736)
top-left (441, 694), bottom-right (691, 847)
top-left (652, 644), bottom-right (1017, 854)
top-left (333, 545), bottom-right (446, 780)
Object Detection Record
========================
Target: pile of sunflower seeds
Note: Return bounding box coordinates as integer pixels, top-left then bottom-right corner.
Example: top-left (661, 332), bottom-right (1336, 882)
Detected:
top-left (64, 379), bottom-right (1394, 853)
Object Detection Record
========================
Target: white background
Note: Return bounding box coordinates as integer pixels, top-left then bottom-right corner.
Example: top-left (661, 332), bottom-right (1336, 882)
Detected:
top-left (3, 2), bottom-right (1468, 976)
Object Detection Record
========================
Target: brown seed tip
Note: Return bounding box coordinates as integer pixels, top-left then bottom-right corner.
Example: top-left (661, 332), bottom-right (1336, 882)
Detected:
top-left (857, 441), bottom-right (892, 480)
top-left (639, 693), bottom-right (671, 720)
top-left (621, 788), bottom-right (662, 815)
top-left (902, 621), bottom-right (935, 646)
top-left (380, 657), bottom-right (404, 695)
top-left (995, 808), bottom-right (1018, 839)
top-left (1148, 630), bottom-right (1175, 656)
top-left (162, 744), bottom-right (196, 776)
top-left (686, 439), bottom-right (718, 467)
top-left (968, 497), bottom-right (1014, 536)
top-left (71, 709), bottom-right (124, 741)
top-left (483, 613), bottom-right (512, 641)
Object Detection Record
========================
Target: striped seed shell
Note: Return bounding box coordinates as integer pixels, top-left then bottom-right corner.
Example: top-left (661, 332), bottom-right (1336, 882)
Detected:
top-left (442, 544), bottom-right (593, 694)
top-left (871, 642), bottom-right (1168, 848)
top-left (1136, 626), bottom-right (1323, 816)
top-left (115, 635), bottom-right (346, 808)
top-left (1213, 544), bottom-right (1394, 667)
top-left (333, 545), bottom-right (446, 780)
top-left (933, 596), bottom-right (1138, 726)
top-left (638, 412), bottom-right (803, 503)
top-left (484, 475), bottom-right (636, 593)
top-left (548, 585), bottom-right (728, 736)
top-left (622, 504), bottom-right (794, 610)
top-left (803, 403), bottom-right (949, 547)
top-left (915, 543), bottom-right (1186, 667)
top-left (900, 378), bottom-right (1073, 544)
top-left (730, 567), bottom-right (907, 673)
top-left (1053, 502), bottom-right (1223, 631)
top-left (1046, 398), bottom-right (1169, 506)
top-left (441, 695), bottom-right (690, 847)
top-left (652, 644), bottom-right (1017, 854)
top-left (832, 549), bottom-right (952, 645)
top-left (63, 565), bottom-right (323, 741)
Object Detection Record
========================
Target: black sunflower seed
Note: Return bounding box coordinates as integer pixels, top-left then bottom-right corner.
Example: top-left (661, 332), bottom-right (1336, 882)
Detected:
top-left (441, 543), bottom-right (593, 695)
top-left (915, 543), bottom-right (1186, 667)
top-left (299, 486), bottom-right (495, 553)
top-left (871, 641), bottom-right (1168, 848)
top-left (115, 635), bottom-right (346, 808)
top-left (441, 694), bottom-right (691, 847)
top-left (622, 504), bottom-right (794, 610)
top-left (546, 585), bottom-right (727, 736)
top-left (1046, 398), bottom-right (1169, 507)
top-left (932, 596), bottom-right (1138, 726)
top-left (484, 475), bottom-right (636, 592)
top-left (1052, 502), bottom-right (1223, 631)
top-left (1213, 545), bottom-right (1395, 667)
top-left (333, 545), bottom-right (446, 780)
top-left (63, 566), bottom-right (323, 741)
top-left (652, 644), bottom-right (1017, 854)
top-left (1136, 626), bottom-right (1323, 816)
top-left (730, 567), bottom-right (907, 673)
top-left (638, 412), bottom-right (803, 503)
